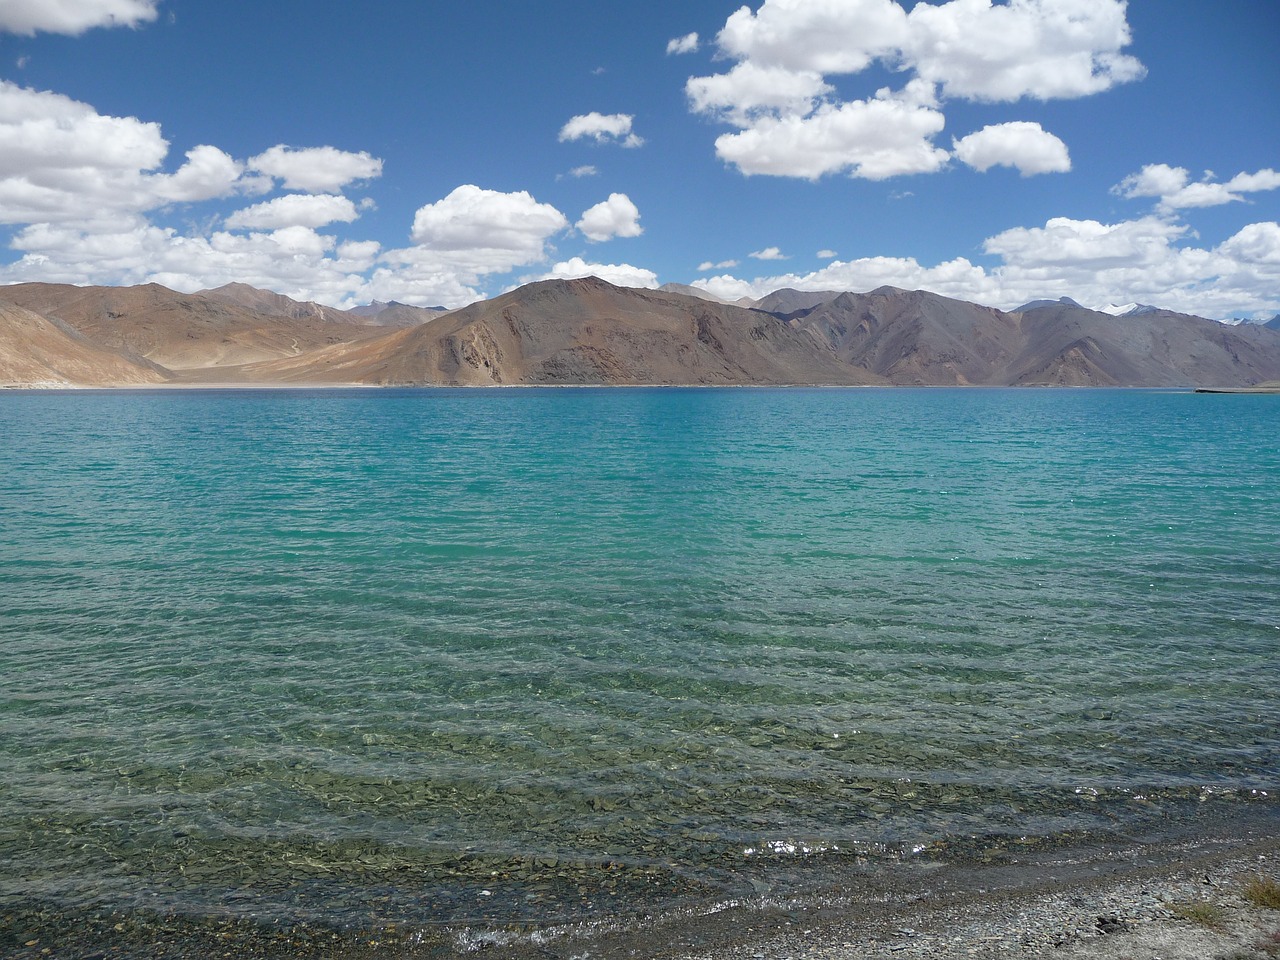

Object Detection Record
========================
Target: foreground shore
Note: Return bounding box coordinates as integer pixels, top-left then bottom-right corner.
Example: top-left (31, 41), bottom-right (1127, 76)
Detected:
top-left (4, 825), bottom-right (1278, 960)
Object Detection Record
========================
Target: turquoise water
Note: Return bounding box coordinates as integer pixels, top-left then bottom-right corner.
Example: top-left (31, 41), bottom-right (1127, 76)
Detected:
top-left (1, 387), bottom-right (1277, 928)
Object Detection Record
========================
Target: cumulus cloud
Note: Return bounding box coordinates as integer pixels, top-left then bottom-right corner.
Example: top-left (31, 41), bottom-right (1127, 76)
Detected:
top-left (566, 165), bottom-right (598, 178)
top-left (0, 80), bottom-right (166, 179)
top-left (0, 84), bottom-right (571, 309)
top-left (717, 0), bottom-right (908, 74)
top-left (1114, 164), bottom-right (1280, 211)
top-left (698, 259), bottom-right (739, 271)
top-left (248, 145), bottom-right (383, 193)
top-left (983, 215), bottom-right (1188, 268)
top-left (688, 0), bottom-right (1143, 180)
top-left (225, 194), bottom-right (361, 231)
top-left (2, 217), bottom-right (381, 306)
top-left (953, 122), bottom-right (1071, 176)
top-left (558, 113), bottom-right (644, 148)
top-left (576, 193), bottom-right (642, 242)
top-left (691, 209), bottom-right (1280, 321)
top-left (817, 249), bottom-right (837, 259)
top-left (0, 0), bottom-right (159, 36)
top-left (687, 62), bottom-right (832, 126)
top-left (667, 32), bottom-right (700, 55)
top-left (409, 184), bottom-right (568, 275)
top-left (523, 256), bottom-right (659, 289)
top-left (904, 0), bottom-right (1145, 102)
top-left (153, 145), bottom-right (246, 202)
top-left (0, 82), bottom-right (253, 224)
top-left (714, 81), bottom-right (949, 180)
top-left (1218, 222), bottom-right (1280, 266)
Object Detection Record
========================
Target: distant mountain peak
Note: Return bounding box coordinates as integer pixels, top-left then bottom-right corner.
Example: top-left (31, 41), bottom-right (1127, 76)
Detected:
top-left (1100, 301), bottom-right (1161, 317)
top-left (1013, 296), bottom-right (1083, 312)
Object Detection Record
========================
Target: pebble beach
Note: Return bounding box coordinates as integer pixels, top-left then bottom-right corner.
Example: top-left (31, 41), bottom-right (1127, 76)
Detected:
top-left (4, 823), bottom-right (1277, 959)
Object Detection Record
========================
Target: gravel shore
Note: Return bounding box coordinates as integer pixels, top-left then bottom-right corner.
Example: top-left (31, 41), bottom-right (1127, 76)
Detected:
top-left (3, 829), bottom-right (1278, 959)
top-left (670, 840), bottom-right (1280, 960)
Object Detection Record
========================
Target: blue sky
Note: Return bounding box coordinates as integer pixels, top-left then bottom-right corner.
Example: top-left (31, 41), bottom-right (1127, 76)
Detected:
top-left (0, 0), bottom-right (1277, 318)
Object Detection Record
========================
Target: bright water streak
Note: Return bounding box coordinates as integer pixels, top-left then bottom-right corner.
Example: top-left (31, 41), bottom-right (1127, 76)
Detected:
top-left (0, 388), bottom-right (1277, 925)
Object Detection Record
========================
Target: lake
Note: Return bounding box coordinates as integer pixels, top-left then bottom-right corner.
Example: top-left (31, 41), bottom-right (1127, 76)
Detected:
top-left (1, 387), bottom-right (1277, 939)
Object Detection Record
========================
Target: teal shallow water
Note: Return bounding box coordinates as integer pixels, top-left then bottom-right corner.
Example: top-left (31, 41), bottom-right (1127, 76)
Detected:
top-left (0, 387), bottom-right (1277, 927)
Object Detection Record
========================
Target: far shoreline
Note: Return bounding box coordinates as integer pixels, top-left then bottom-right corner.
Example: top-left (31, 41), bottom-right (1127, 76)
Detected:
top-left (2, 381), bottom-right (1264, 393)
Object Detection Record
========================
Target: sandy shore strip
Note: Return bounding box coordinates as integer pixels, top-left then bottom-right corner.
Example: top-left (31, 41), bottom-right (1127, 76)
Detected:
top-left (3, 829), bottom-right (1278, 959)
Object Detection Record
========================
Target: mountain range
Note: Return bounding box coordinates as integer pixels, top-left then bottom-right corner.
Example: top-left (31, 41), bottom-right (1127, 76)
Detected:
top-left (3, 277), bottom-right (1280, 389)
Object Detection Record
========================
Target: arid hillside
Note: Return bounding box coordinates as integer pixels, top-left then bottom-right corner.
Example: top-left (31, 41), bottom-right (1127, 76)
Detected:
top-left (4, 277), bottom-right (1280, 388)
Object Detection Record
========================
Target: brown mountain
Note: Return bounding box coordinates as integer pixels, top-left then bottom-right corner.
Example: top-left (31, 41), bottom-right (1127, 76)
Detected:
top-left (0, 282), bottom-right (392, 374)
top-left (199, 284), bottom-right (442, 328)
top-left (345, 300), bottom-right (452, 326)
top-left (0, 299), bottom-right (169, 387)
top-left (779, 287), bottom-right (1280, 386)
top-left (755, 288), bottom-right (847, 315)
top-left (785, 286), bottom-right (1024, 385)
top-left (1010, 301), bottom-right (1280, 387)
top-left (241, 276), bottom-right (877, 386)
top-left (4, 277), bottom-right (1279, 388)
top-left (196, 282), bottom-right (356, 325)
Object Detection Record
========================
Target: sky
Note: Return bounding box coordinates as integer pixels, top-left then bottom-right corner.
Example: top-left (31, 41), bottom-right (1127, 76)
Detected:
top-left (0, 0), bottom-right (1277, 319)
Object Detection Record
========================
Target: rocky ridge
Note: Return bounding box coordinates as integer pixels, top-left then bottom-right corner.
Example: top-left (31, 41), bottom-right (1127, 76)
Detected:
top-left (3, 277), bottom-right (1280, 388)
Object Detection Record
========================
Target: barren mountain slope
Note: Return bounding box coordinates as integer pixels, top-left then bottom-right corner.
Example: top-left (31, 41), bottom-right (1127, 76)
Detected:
top-left (1009, 303), bottom-right (1280, 386)
top-left (0, 282), bottom-right (391, 371)
top-left (0, 300), bottom-right (170, 386)
top-left (344, 301), bottom-right (451, 326)
top-left (755, 288), bottom-right (847, 315)
top-left (786, 287), bottom-right (1024, 385)
top-left (242, 277), bottom-right (878, 386)
top-left (200, 284), bottom-right (441, 328)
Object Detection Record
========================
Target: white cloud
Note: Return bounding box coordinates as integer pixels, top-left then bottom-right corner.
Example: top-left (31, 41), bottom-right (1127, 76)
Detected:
top-left (717, 0), bottom-right (908, 74)
top-left (713, 82), bottom-right (949, 180)
top-left (0, 81), bottom-right (251, 224)
top-left (688, 0), bottom-right (1142, 180)
top-left (698, 259), bottom-right (739, 271)
top-left (750, 247), bottom-right (789, 260)
top-left (1218, 222), bottom-right (1280, 266)
top-left (1226, 169), bottom-right (1280, 194)
top-left (558, 113), bottom-right (644, 148)
top-left (1114, 163), bottom-right (1189, 200)
top-left (1115, 164), bottom-right (1280, 211)
top-left (713, 0), bottom-right (1142, 99)
top-left (953, 122), bottom-right (1071, 176)
top-left (567, 165), bottom-right (598, 178)
top-left (687, 62), bottom-right (832, 126)
top-left (225, 194), bottom-right (360, 231)
top-left (248, 145), bottom-right (383, 193)
top-left (1, 217), bottom-right (379, 307)
top-left (817, 249), bottom-right (837, 259)
top-left (0, 83), bottom-right (575, 311)
top-left (153, 145), bottom-right (246, 202)
top-left (0, 84), bottom-right (572, 311)
top-left (904, 0), bottom-right (1145, 102)
top-left (667, 32), bottom-right (700, 55)
top-left (0, 80), bottom-right (166, 179)
top-left (983, 215), bottom-right (1188, 268)
top-left (691, 210), bottom-right (1280, 321)
top-left (409, 184), bottom-right (568, 274)
top-left (576, 193), bottom-right (642, 242)
top-left (523, 256), bottom-right (659, 289)
top-left (0, 0), bottom-right (159, 36)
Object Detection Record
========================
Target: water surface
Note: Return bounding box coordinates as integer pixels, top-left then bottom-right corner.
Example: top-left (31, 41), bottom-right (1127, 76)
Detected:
top-left (1, 387), bottom-right (1276, 929)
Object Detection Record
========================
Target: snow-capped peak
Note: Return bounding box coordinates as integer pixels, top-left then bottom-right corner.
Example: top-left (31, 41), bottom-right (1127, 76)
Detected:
top-left (1099, 301), bottom-right (1161, 317)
